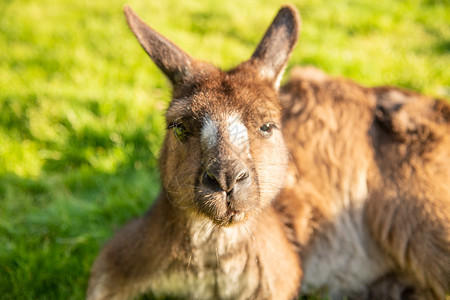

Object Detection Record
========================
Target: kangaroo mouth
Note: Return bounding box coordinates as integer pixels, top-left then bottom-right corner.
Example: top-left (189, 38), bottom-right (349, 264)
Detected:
top-left (195, 187), bottom-right (252, 227)
top-left (227, 210), bottom-right (245, 224)
top-left (210, 209), bottom-right (246, 227)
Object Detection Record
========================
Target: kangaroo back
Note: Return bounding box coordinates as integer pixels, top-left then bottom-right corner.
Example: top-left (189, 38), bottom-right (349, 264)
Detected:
top-left (279, 67), bottom-right (450, 299)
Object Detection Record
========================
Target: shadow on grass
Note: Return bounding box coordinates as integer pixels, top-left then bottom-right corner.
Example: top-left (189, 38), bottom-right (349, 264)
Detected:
top-left (0, 128), bottom-right (162, 299)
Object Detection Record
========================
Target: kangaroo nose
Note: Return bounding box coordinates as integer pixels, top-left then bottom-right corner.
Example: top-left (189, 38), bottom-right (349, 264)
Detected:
top-left (202, 161), bottom-right (250, 193)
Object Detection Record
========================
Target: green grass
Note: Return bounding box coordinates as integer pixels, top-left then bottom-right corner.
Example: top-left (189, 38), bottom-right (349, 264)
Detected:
top-left (0, 0), bottom-right (448, 298)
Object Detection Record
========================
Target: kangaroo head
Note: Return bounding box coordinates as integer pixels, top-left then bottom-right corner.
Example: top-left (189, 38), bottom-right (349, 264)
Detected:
top-left (124, 5), bottom-right (300, 226)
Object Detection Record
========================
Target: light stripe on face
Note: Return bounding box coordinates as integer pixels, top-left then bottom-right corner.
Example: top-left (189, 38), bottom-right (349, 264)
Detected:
top-left (201, 116), bottom-right (219, 150)
top-left (201, 113), bottom-right (250, 153)
top-left (226, 113), bottom-right (249, 150)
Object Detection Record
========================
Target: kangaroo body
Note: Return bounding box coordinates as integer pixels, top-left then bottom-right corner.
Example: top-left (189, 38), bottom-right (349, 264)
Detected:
top-left (279, 69), bottom-right (450, 299)
top-left (87, 5), bottom-right (450, 300)
top-left (88, 197), bottom-right (300, 300)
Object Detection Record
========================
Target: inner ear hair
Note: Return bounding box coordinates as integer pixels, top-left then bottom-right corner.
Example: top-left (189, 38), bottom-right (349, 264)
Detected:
top-left (123, 5), bottom-right (196, 85)
top-left (250, 4), bottom-right (301, 89)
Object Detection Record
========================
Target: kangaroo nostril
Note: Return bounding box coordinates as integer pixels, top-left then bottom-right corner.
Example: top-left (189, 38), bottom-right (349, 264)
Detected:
top-left (203, 169), bottom-right (221, 188)
top-left (236, 170), bottom-right (249, 182)
top-left (202, 164), bottom-right (249, 192)
top-left (205, 170), bottom-right (216, 181)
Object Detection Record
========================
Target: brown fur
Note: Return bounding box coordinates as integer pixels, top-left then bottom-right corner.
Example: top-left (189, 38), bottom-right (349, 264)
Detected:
top-left (87, 4), bottom-right (450, 300)
top-left (279, 68), bottom-right (449, 299)
top-left (87, 5), bottom-right (301, 300)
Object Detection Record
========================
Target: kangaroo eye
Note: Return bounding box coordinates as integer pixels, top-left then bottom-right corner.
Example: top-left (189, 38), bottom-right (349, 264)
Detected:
top-left (259, 122), bottom-right (277, 138)
top-left (169, 123), bottom-right (189, 141)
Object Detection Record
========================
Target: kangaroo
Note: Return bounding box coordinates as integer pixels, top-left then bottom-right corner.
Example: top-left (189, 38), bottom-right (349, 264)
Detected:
top-left (87, 5), bottom-right (302, 300)
top-left (87, 4), bottom-right (450, 300)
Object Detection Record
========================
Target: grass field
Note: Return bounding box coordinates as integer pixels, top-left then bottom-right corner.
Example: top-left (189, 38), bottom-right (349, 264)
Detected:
top-left (0, 0), bottom-right (449, 298)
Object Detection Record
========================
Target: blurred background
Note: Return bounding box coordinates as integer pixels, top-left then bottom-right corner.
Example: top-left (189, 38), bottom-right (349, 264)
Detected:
top-left (0, 0), bottom-right (448, 298)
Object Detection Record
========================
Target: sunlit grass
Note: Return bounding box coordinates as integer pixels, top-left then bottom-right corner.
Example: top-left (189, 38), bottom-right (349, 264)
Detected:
top-left (0, 0), bottom-right (448, 298)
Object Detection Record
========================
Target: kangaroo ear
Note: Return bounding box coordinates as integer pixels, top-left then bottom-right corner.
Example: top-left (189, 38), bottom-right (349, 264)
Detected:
top-left (251, 5), bottom-right (301, 89)
top-left (124, 5), bottom-right (195, 85)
